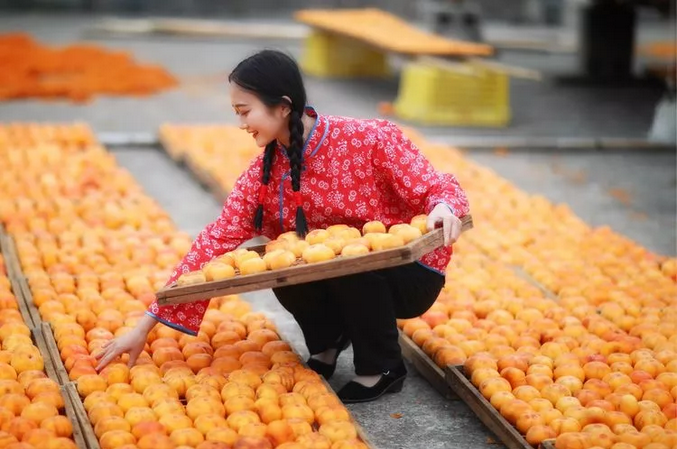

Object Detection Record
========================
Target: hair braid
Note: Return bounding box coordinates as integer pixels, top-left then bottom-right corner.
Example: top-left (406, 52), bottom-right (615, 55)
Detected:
top-left (288, 110), bottom-right (308, 237)
top-left (253, 142), bottom-right (276, 232)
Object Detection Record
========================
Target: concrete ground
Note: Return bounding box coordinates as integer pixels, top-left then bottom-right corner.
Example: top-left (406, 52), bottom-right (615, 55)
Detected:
top-left (1, 12), bottom-right (676, 449)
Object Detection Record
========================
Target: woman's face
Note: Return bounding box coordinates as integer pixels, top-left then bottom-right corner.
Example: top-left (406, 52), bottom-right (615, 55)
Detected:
top-left (230, 83), bottom-right (289, 148)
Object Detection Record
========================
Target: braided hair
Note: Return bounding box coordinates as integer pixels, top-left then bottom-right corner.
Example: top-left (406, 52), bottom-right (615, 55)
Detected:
top-left (229, 50), bottom-right (309, 237)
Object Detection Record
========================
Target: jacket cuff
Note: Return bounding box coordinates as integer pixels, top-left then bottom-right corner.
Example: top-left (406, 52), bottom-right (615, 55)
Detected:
top-left (430, 201), bottom-right (456, 216)
top-left (145, 311), bottom-right (198, 336)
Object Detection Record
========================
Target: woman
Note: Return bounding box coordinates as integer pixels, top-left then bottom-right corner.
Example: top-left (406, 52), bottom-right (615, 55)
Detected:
top-left (96, 49), bottom-right (470, 403)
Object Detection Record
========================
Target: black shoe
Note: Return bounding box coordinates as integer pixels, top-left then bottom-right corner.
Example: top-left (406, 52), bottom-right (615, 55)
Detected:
top-left (306, 334), bottom-right (351, 380)
top-left (337, 361), bottom-right (408, 404)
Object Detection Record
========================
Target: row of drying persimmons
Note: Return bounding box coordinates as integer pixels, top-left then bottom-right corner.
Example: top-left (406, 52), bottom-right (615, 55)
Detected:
top-left (159, 122), bottom-right (677, 449)
top-left (0, 123), bottom-right (371, 449)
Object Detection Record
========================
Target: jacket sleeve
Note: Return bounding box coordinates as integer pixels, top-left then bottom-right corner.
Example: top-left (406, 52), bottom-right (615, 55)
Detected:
top-left (373, 122), bottom-right (470, 217)
top-left (146, 157), bottom-right (262, 336)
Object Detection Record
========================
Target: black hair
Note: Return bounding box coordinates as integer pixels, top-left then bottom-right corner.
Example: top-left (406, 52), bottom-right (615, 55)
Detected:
top-left (228, 49), bottom-right (308, 237)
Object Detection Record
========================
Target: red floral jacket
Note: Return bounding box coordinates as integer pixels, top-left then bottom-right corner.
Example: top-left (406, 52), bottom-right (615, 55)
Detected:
top-left (148, 107), bottom-right (470, 335)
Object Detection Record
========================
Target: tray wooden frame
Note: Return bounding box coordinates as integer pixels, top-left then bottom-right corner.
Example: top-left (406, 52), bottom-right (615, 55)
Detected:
top-left (157, 216), bottom-right (473, 305)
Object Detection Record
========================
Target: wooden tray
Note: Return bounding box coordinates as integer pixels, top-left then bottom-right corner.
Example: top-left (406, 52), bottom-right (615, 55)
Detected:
top-left (157, 216), bottom-right (473, 305)
top-left (398, 331), bottom-right (457, 400)
top-left (445, 365), bottom-right (535, 449)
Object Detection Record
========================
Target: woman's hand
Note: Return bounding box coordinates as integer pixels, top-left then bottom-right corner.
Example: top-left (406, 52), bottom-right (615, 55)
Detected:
top-left (95, 314), bottom-right (157, 371)
top-left (427, 203), bottom-right (462, 246)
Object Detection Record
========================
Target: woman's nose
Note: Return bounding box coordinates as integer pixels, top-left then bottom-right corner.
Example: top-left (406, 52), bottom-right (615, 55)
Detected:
top-left (239, 122), bottom-right (248, 130)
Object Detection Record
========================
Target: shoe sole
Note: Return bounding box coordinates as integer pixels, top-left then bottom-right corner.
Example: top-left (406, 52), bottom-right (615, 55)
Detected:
top-left (339, 376), bottom-right (406, 404)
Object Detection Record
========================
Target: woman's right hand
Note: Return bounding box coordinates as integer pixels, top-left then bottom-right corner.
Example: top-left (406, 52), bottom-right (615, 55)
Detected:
top-left (95, 314), bottom-right (157, 371)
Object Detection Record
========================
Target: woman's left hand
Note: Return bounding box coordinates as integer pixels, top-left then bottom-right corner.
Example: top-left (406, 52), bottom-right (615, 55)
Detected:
top-left (427, 203), bottom-right (462, 247)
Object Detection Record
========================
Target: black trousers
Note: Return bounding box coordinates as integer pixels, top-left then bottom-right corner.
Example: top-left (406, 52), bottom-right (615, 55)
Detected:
top-left (272, 263), bottom-right (445, 375)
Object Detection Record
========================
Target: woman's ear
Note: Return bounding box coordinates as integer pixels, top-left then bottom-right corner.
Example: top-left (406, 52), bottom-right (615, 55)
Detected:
top-left (281, 96), bottom-right (293, 117)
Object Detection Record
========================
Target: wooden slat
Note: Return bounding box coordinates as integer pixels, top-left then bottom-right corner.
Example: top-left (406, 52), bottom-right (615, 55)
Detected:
top-left (398, 331), bottom-right (457, 400)
top-left (14, 273), bottom-right (43, 332)
top-left (60, 383), bottom-right (90, 449)
top-left (540, 440), bottom-right (557, 449)
top-left (41, 323), bottom-right (70, 386)
top-left (9, 275), bottom-right (37, 329)
top-left (157, 217), bottom-right (473, 304)
top-left (510, 266), bottom-right (557, 300)
top-left (32, 326), bottom-right (60, 383)
top-left (158, 138), bottom-right (230, 203)
top-left (64, 382), bottom-right (101, 449)
top-left (444, 365), bottom-right (532, 449)
top-left (0, 224), bottom-right (22, 280)
top-left (0, 226), bottom-right (39, 328)
top-left (158, 134), bottom-right (185, 162)
top-left (87, 17), bottom-right (308, 40)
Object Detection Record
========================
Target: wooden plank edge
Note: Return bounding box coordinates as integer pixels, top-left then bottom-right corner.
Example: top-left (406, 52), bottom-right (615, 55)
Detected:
top-left (87, 17), bottom-right (309, 40)
top-left (157, 218), bottom-right (473, 303)
top-left (32, 325), bottom-right (60, 384)
top-left (540, 439), bottom-right (556, 449)
top-left (8, 274), bottom-right (37, 329)
top-left (510, 266), bottom-right (557, 300)
top-left (64, 382), bottom-right (101, 449)
top-left (40, 322), bottom-right (71, 386)
top-left (398, 331), bottom-right (457, 400)
top-left (157, 245), bottom-right (413, 298)
top-left (183, 154), bottom-right (230, 203)
top-left (97, 131), bottom-right (159, 148)
top-left (0, 224), bottom-right (22, 280)
top-left (444, 365), bottom-right (533, 449)
top-left (60, 382), bottom-right (90, 449)
top-left (157, 252), bottom-right (413, 305)
top-left (15, 271), bottom-right (44, 332)
top-left (427, 135), bottom-right (676, 151)
top-left (0, 228), bottom-right (38, 328)
top-left (157, 134), bottom-right (185, 163)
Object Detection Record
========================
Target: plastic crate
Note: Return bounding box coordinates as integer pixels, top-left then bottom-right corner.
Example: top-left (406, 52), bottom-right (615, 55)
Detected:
top-left (300, 29), bottom-right (389, 78)
top-left (393, 58), bottom-right (510, 127)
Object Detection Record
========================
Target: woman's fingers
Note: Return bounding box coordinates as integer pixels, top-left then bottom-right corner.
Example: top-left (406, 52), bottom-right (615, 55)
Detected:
top-left (426, 214), bottom-right (440, 232)
top-left (95, 344), bottom-right (120, 371)
top-left (453, 219), bottom-right (462, 242)
top-left (443, 216), bottom-right (453, 246)
top-left (127, 345), bottom-right (143, 368)
top-left (95, 352), bottom-right (112, 372)
top-left (94, 347), bottom-right (106, 360)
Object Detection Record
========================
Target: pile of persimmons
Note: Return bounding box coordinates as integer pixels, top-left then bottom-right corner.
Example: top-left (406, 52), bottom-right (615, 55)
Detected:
top-left (0, 33), bottom-right (177, 103)
top-left (0, 254), bottom-right (79, 448)
top-left (0, 124), bottom-right (369, 449)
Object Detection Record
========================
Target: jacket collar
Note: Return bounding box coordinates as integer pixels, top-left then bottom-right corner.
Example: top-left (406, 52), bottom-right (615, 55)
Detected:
top-left (277, 105), bottom-right (328, 162)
